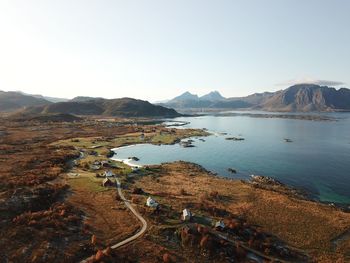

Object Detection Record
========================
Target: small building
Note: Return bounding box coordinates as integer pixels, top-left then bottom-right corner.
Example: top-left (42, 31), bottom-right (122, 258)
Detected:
top-left (90, 164), bottom-right (101, 171)
top-left (146, 197), bottom-right (159, 208)
top-left (101, 160), bottom-right (111, 168)
top-left (104, 170), bottom-right (115, 177)
top-left (102, 178), bottom-right (114, 187)
top-left (182, 208), bottom-right (192, 221)
top-left (215, 220), bottom-right (225, 230)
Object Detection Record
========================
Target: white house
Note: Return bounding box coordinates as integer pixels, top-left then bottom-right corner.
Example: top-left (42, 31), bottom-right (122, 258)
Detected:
top-left (102, 178), bottom-right (114, 187)
top-left (182, 208), bottom-right (192, 221)
top-left (104, 170), bottom-right (115, 177)
top-left (146, 197), bottom-right (159, 208)
top-left (215, 220), bottom-right (225, 230)
top-left (90, 164), bottom-right (101, 171)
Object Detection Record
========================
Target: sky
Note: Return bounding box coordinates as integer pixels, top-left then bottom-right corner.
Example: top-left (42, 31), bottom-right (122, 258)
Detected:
top-left (0, 0), bottom-right (349, 101)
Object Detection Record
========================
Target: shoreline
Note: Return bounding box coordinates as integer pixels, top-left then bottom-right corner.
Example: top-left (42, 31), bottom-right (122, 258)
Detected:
top-left (190, 161), bottom-right (350, 212)
top-left (111, 145), bottom-right (146, 167)
top-left (111, 157), bottom-right (143, 168)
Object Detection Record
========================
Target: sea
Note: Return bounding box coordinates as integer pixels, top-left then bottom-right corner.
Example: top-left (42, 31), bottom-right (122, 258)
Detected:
top-left (112, 112), bottom-right (350, 205)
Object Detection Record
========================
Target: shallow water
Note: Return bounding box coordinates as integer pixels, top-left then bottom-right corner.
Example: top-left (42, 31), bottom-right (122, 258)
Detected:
top-left (113, 113), bottom-right (350, 204)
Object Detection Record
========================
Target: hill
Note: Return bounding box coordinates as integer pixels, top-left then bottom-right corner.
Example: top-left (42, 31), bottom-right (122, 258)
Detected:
top-left (228, 92), bottom-right (275, 105)
top-left (21, 98), bottom-right (181, 118)
top-left (9, 113), bottom-right (82, 122)
top-left (70, 96), bottom-right (104, 102)
top-left (0, 90), bottom-right (51, 112)
top-left (17, 91), bottom-right (69, 103)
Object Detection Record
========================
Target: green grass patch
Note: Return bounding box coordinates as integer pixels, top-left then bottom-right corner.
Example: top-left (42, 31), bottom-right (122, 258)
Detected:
top-left (68, 176), bottom-right (110, 192)
top-left (150, 134), bottom-right (177, 144)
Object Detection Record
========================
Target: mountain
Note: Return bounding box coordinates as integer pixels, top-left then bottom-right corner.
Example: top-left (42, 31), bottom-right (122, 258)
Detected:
top-left (257, 84), bottom-right (350, 112)
top-left (169, 91), bottom-right (226, 103)
top-left (164, 91), bottom-right (228, 109)
top-left (170, 92), bottom-right (199, 102)
top-left (0, 90), bottom-right (51, 112)
top-left (163, 85), bottom-right (350, 112)
top-left (200, 91), bottom-right (225, 101)
top-left (163, 90), bottom-right (249, 109)
top-left (20, 98), bottom-right (181, 118)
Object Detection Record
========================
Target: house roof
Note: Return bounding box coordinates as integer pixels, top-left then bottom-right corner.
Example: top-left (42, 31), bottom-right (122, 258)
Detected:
top-left (183, 208), bottom-right (191, 216)
top-left (104, 170), bottom-right (115, 177)
top-left (215, 220), bottom-right (225, 228)
top-left (102, 178), bottom-right (113, 186)
top-left (146, 197), bottom-right (159, 207)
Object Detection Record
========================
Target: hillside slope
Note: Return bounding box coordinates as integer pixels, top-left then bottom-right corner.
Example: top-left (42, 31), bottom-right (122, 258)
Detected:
top-left (0, 91), bottom-right (51, 112)
top-left (21, 98), bottom-right (181, 117)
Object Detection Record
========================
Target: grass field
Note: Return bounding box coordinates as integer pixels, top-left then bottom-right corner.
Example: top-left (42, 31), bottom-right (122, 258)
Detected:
top-left (68, 175), bottom-right (110, 193)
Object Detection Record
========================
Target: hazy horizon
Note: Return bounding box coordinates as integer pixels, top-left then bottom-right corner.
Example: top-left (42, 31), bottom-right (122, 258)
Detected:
top-left (1, 0), bottom-right (349, 101)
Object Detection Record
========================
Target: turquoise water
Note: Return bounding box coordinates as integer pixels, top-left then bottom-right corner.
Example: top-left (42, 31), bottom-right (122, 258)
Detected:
top-left (113, 113), bottom-right (350, 204)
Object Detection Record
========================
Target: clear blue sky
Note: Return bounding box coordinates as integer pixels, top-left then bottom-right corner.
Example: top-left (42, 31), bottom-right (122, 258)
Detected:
top-left (0, 0), bottom-right (349, 101)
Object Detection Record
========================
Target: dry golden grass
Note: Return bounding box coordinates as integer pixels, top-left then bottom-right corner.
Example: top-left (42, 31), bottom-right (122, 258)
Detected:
top-left (242, 189), bottom-right (350, 251)
top-left (67, 174), bottom-right (140, 246)
top-left (132, 161), bottom-right (350, 260)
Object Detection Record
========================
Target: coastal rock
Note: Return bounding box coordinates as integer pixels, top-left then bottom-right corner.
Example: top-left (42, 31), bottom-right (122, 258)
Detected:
top-left (180, 140), bottom-right (195, 148)
top-left (250, 175), bottom-right (282, 185)
top-left (225, 137), bottom-right (245, 141)
top-left (227, 168), bottom-right (237, 174)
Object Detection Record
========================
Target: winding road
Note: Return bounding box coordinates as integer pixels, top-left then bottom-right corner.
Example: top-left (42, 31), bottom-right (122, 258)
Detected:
top-left (111, 178), bottom-right (148, 248)
top-left (80, 177), bottom-right (148, 263)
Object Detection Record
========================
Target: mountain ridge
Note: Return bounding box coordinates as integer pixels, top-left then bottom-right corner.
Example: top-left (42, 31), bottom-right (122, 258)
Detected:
top-left (200, 91), bottom-right (225, 101)
top-left (2, 84), bottom-right (350, 115)
top-left (162, 84), bottom-right (350, 112)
